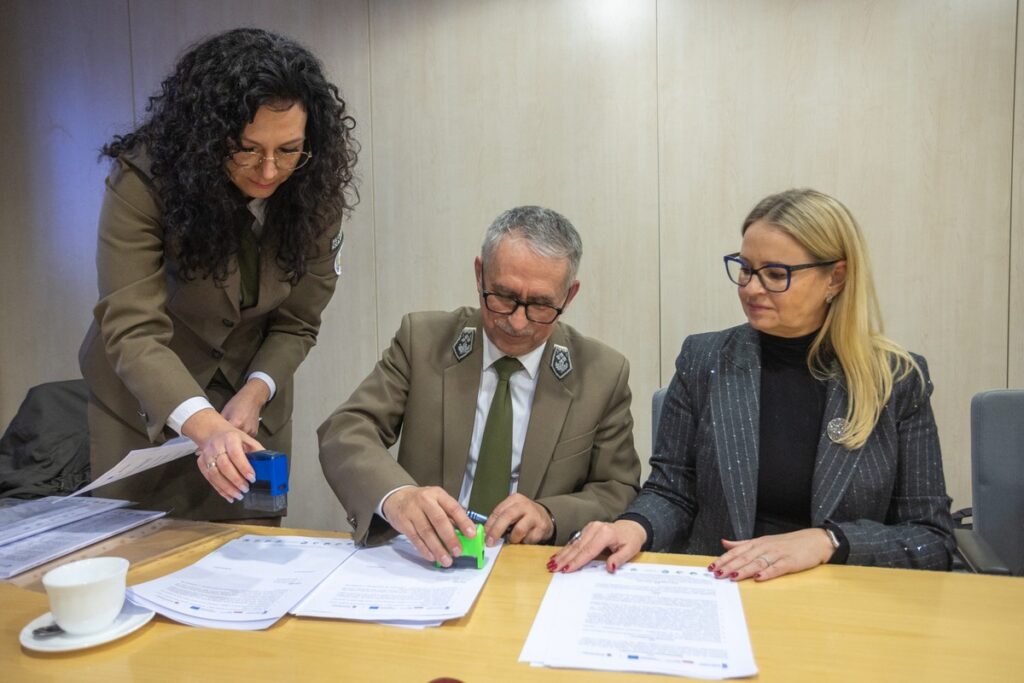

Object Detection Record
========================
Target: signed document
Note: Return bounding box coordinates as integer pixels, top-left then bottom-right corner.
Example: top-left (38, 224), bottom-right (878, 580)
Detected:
top-left (520, 562), bottom-right (758, 679)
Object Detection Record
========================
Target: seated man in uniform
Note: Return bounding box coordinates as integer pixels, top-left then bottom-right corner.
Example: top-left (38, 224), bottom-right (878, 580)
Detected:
top-left (318, 206), bottom-right (641, 566)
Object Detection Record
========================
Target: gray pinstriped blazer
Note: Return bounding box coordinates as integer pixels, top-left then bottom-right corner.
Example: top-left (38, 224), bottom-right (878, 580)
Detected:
top-left (629, 324), bottom-right (955, 569)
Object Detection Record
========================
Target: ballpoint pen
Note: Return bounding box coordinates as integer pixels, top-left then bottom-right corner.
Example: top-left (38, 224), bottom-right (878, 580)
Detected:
top-left (465, 509), bottom-right (488, 525)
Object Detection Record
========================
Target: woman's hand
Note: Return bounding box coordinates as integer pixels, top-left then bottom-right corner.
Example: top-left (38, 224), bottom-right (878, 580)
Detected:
top-left (710, 528), bottom-right (835, 582)
top-left (547, 520), bottom-right (648, 574)
top-left (221, 378), bottom-right (271, 436)
top-left (182, 408), bottom-right (263, 503)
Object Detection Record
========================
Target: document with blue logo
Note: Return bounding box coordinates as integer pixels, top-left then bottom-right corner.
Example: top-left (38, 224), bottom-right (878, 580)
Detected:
top-left (520, 562), bottom-right (757, 679)
top-left (127, 535), bottom-right (357, 630)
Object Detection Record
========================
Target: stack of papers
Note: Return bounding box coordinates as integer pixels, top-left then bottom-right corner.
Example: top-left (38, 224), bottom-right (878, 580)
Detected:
top-left (126, 534), bottom-right (501, 631)
top-left (128, 535), bottom-right (358, 630)
top-left (291, 536), bottom-right (501, 628)
top-left (0, 497), bottom-right (165, 579)
top-left (521, 562), bottom-right (758, 680)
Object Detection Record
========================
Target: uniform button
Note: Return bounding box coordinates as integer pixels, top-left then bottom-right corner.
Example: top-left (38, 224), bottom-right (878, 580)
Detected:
top-left (211, 349), bottom-right (224, 360)
top-left (222, 319), bottom-right (235, 327)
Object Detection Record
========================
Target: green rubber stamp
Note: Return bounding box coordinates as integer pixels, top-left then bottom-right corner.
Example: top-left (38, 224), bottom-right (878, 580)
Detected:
top-left (436, 523), bottom-right (486, 569)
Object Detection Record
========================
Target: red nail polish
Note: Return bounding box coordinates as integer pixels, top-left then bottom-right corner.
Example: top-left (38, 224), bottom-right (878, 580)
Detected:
top-left (708, 563), bottom-right (716, 572)
top-left (730, 572), bottom-right (739, 578)
top-left (755, 573), bottom-right (763, 580)
top-left (609, 563), bottom-right (617, 572)
top-left (714, 570), bottom-right (723, 577)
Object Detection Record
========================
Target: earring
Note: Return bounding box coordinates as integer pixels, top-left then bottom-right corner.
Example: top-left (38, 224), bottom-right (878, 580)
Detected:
top-left (825, 293), bottom-right (835, 304)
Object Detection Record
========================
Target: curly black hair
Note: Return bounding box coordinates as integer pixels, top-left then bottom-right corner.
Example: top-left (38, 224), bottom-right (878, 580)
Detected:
top-left (103, 28), bottom-right (358, 284)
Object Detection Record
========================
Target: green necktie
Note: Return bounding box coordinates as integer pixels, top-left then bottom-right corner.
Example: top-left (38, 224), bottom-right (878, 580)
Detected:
top-left (468, 356), bottom-right (523, 515)
top-left (237, 224), bottom-right (260, 310)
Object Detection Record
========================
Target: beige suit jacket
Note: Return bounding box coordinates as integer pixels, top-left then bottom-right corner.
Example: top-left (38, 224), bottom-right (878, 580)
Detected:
top-left (80, 151), bottom-right (341, 467)
top-left (318, 307), bottom-right (641, 545)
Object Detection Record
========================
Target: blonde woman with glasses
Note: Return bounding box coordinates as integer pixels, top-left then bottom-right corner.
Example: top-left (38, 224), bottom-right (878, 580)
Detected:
top-left (549, 189), bottom-right (955, 581)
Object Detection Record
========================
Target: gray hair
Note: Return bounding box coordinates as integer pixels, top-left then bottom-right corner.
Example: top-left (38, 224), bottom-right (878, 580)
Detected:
top-left (480, 206), bottom-right (583, 287)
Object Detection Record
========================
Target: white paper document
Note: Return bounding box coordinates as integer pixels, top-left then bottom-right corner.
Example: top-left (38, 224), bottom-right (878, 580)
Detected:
top-left (520, 562), bottom-right (758, 679)
top-left (0, 508), bottom-right (166, 578)
top-left (127, 535), bottom-right (358, 630)
top-left (0, 496), bottom-right (131, 547)
top-left (291, 536), bottom-right (501, 626)
top-left (68, 436), bottom-right (198, 497)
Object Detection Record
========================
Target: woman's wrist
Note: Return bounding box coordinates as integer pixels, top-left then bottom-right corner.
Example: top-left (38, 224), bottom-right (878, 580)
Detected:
top-left (181, 407), bottom-right (233, 446)
top-left (241, 377), bottom-right (271, 404)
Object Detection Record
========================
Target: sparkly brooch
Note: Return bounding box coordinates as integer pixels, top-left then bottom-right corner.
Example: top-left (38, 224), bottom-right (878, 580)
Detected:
top-left (826, 417), bottom-right (849, 443)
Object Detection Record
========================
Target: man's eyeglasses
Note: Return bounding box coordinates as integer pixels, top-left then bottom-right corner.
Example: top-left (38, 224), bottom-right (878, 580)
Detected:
top-left (227, 148), bottom-right (313, 171)
top-left (723, 253), bottom-right (838, 293)
top-left (481, 280), bottom-right (569, 325)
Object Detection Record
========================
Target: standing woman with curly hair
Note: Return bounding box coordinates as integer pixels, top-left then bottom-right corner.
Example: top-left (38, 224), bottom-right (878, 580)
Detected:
top-left (79, 28), bottom-right (358, 522)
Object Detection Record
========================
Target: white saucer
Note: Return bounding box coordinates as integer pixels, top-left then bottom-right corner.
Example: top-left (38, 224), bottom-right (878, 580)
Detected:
top-left (20, 601), bottom-right (155, 653)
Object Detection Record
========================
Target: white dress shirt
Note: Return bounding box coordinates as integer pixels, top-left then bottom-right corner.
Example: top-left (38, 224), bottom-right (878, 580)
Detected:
top-left (377, 330), bottom-right (547, 518)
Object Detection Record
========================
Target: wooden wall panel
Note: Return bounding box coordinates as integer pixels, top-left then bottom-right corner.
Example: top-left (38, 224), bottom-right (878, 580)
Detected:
top-left (0, 0), bottom-right (133, 427)
top-left (368, 0), bottom-right (662, 475)
top-left (656, 0), bottom-right (1016, 509)
top-left (127, 0), bottom-right (376, 531)
top-left (3, 0), bottom-right (1018, 526)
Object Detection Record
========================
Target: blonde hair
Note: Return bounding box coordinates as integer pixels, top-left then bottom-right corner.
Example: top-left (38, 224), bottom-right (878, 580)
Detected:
top-left (742, 189), bottom-right (920, 450)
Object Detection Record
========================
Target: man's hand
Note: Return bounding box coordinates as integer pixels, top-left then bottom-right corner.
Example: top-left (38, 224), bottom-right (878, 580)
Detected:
top-left (484, 493), bottom-right (555, 546)
top-left (382, 486), bottom-right (476, 567)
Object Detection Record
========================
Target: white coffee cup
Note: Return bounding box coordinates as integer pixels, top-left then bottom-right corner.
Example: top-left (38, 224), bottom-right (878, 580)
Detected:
top-left (41, 557), bottom-right (130, 635)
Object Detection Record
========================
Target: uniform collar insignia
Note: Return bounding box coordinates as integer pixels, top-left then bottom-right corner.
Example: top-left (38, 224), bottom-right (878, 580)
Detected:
top-left (453, 327), bottom-right (476, 361)
top-left (550, 344), bottom-right (572, 379)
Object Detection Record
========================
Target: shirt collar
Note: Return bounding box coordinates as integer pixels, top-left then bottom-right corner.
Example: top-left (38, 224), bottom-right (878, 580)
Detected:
top-left (247, 198), bottom-right (266, 225)
top-left (481, 330), bottom-right (546, 380)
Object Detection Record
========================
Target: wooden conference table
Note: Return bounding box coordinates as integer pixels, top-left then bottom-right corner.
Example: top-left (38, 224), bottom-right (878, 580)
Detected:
top-left (2, 519), bottom-right (1022, 682)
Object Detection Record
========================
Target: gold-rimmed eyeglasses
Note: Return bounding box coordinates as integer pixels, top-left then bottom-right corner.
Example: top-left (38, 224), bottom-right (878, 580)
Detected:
top-left (227, 149), bottom-right (313, 171)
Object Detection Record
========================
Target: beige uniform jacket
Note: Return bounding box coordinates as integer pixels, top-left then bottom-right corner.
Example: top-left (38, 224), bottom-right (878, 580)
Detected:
top-left (318, 307), bottom-right (641, 545)
top-left (79, 152), bottom-right (341, 514)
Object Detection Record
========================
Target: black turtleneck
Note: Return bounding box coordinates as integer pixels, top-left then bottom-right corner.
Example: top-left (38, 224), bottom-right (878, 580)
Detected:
top-left (754, 330), bottom-right (826, 537)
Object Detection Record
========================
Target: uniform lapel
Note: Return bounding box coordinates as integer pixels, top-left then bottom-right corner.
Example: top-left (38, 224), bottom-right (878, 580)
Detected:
top-left (442, 314), bottom-right (484, 496)
top-left (712, 326), bottom-right (761, 539)
top-left (223, 269), bottom-right (242, 318)
top-left (811, 374), bottom-right (862, 525)
top-left (517, 326), bottom-right (574, 499)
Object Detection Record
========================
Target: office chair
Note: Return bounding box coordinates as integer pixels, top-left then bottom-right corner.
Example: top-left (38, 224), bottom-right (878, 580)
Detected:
top-left (0, 380), bottom-right (91, 498)
top-left (953, 390), bottom-right (1024, 576)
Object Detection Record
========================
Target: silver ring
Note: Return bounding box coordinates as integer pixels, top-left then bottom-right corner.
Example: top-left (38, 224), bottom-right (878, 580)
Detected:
top-left (205, 458), bottom-right (217, 471)
top-left (568, 530), bottom-right (583, 544)
top-left (757, 555), bottom-right (773, 568)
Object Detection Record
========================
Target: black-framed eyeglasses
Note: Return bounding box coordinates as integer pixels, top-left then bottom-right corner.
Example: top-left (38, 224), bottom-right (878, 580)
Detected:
top-left (226, 148), bottom-right (313, 171)
top-left (723, 253), bottom-right (838, 293)
top-left (480, 278), bottom-right (569, 325)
